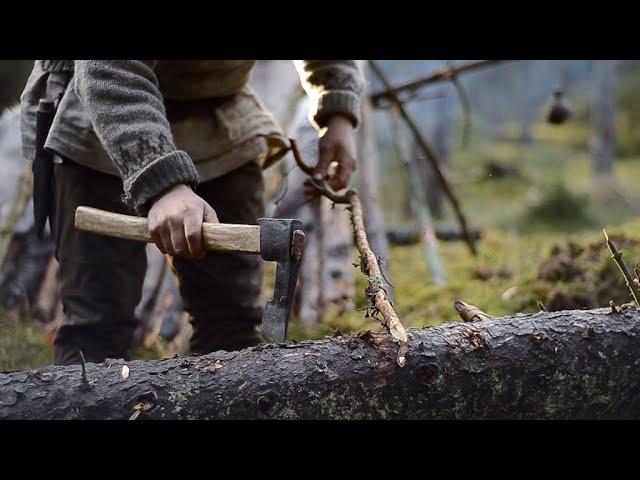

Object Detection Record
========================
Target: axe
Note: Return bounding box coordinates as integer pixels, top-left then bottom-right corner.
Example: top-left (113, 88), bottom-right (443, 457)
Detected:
top-left (74, 206), bottom-right (305, 343)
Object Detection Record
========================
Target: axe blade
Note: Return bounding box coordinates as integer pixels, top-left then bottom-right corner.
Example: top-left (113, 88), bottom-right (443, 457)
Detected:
top-left (258, 218), bottom-right (305, 343)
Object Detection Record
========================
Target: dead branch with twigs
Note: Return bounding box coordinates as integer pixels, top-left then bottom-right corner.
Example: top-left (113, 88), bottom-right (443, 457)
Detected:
top-left (289, 139), bottom-right (409, 366)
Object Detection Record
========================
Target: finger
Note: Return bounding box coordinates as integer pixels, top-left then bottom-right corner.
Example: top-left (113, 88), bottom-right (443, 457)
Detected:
top-left (158, 224), bottom-right (174, 256)
top-left (183, 210), bottom-right (204, 259)
top-left (148, 215), bottom-right (167, 254)
top-left (168, 217), bottom-right (190, 258)
top-left (329, 159), bottom-right (355, 191)
top-left (313, 143), bottom-right (336, 182)
top-left (203, 203), bottom-right (219, 223)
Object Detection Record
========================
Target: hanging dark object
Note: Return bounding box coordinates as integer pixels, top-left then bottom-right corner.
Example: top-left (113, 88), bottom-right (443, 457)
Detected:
top-left (547, 87), bottom-right (572, 124)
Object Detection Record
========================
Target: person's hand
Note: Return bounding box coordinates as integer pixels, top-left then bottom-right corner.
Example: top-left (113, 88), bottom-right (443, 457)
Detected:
top-left (148, 183), bottom-right (218, 259)
top-left (304, 114), bottom-right (357, 198)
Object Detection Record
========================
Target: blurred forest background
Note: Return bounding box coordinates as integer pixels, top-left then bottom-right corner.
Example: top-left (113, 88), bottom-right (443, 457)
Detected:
top-left (2, 60), bottom-right (640, 372)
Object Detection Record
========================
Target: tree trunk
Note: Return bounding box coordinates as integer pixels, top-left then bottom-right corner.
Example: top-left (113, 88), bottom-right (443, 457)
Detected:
top-left (390, 114), bottom-right (446, 285)
top-left (417, 83), bottom-right (455, 218)
top-left (386, 224), bottom-right (483, 245)
top-left (518, 60), bottom-right (549, 144)
top-left (592, 60), bottom-right (618, 179)
top-left (359, 97), bottom-right (389, 262)
top-left (2, 307), bottom-right (640, 419)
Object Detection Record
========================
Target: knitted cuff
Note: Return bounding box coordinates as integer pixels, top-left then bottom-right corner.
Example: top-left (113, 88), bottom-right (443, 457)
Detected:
top-left (124, 149), bottom-right (200, 214)
top-left (313, 90), bottom-right (362, 129)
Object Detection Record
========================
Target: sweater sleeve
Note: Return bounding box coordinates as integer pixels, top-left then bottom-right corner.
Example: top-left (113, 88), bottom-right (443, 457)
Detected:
top-left (74, 60), bottom-right (200, 213)
top-left (293, 60), bottom-right (364, 130)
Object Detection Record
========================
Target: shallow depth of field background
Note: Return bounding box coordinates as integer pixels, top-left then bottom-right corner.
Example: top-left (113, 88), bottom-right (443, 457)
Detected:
top-left (2, 60), bottom-right (640, 371)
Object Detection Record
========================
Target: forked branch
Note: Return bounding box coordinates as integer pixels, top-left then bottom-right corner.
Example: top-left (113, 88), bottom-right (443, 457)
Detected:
top-left (289, 139), bottom-right (409, 365)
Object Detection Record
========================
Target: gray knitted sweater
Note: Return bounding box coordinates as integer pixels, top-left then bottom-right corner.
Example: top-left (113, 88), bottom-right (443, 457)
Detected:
top-left (20, 60), bottom-right (364, 212)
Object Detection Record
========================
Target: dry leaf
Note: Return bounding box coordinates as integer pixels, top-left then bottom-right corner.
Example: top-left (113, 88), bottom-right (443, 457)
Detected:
top-left (121, 365), bottom-right (129, 379)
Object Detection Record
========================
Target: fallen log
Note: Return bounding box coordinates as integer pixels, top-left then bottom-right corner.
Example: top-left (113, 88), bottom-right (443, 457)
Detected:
top-left (1, 307), bottom-right (639, 420)
top-left (387, 224), bottom-right (483, 245)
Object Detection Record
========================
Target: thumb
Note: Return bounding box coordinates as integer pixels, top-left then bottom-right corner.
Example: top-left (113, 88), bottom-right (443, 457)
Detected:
top-left (203, 203), bottom-right (219, 223)
top-left (313, 143), bottom-right (336, 182)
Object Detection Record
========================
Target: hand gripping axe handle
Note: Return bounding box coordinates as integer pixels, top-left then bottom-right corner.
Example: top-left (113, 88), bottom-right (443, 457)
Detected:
top-left (74, 206), bottom-right (305, 343)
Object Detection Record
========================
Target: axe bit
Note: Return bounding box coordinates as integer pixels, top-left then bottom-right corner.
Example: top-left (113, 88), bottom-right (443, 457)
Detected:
top-left (74, 206), bottom-right (305, 343)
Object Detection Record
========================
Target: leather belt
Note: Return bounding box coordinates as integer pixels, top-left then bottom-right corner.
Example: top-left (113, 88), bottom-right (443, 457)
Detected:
top-left (163, 96), bottom-right (235, 123)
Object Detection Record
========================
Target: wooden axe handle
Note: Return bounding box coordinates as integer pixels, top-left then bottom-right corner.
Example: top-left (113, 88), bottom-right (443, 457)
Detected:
top-left (75, 206), bottom-right (261, 255)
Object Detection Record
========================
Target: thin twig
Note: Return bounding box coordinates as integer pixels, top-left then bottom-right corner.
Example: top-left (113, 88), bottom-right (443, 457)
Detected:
top-left (289, 138), bottom-right (314, 176)
top-left (271, 163), bottom-right (301, 218)
top-left (78, 351), bottom-right (92, 389)
top-left (289, 139), bottom-right (351, 204)
top-left (368, 60), bottom-right (477, 256)
top-left (377, 88), bottom-right (448, 107)
top-left (604, 229), bottom-right (640, 307)
top-left (537, 300), bottom-right (548, 312)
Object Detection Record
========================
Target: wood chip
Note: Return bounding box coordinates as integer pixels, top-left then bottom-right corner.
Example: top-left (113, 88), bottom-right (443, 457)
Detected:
top-left (397, 342), bottom-right (409, 367)
top-left (454, 300), bottom-right (492, 322)
top-left (128, 400), bottom-right (153, 420)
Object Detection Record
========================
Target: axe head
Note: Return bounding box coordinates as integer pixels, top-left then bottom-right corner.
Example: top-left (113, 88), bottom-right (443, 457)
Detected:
top-left (258, 218), bottom-right (305, 343)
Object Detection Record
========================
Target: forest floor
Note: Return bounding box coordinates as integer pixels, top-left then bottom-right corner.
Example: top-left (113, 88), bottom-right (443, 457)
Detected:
top-left (3, 114), bottom-right (640, 372)
top-left (288, 119), bottom-right (640, 339)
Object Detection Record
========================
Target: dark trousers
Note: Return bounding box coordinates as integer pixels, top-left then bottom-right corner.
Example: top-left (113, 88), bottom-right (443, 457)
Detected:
top-left (51, 158), bottom-right (265, 365)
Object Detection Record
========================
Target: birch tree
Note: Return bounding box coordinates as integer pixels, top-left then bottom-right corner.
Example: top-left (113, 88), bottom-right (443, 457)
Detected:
top-left (591, 60), bottom-right (618, 182)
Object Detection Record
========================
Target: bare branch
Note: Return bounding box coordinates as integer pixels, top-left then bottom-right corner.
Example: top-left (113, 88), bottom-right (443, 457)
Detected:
top-left (370, 60), bottom-right (505, 107)
top-left (604, 229), bottom-right (640, 307)
top-left (290, 138), bottom-right (409, 365)
top-left (368, 60), bottom-right (477, 256)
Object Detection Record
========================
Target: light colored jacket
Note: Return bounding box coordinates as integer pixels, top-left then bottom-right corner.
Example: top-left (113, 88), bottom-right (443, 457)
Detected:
top-left (20, 60), bottom-right (363, 212)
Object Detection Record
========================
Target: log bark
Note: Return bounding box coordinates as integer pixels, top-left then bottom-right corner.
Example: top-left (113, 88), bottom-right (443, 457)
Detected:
top-left (2, 307), bottom-right (640, 419)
